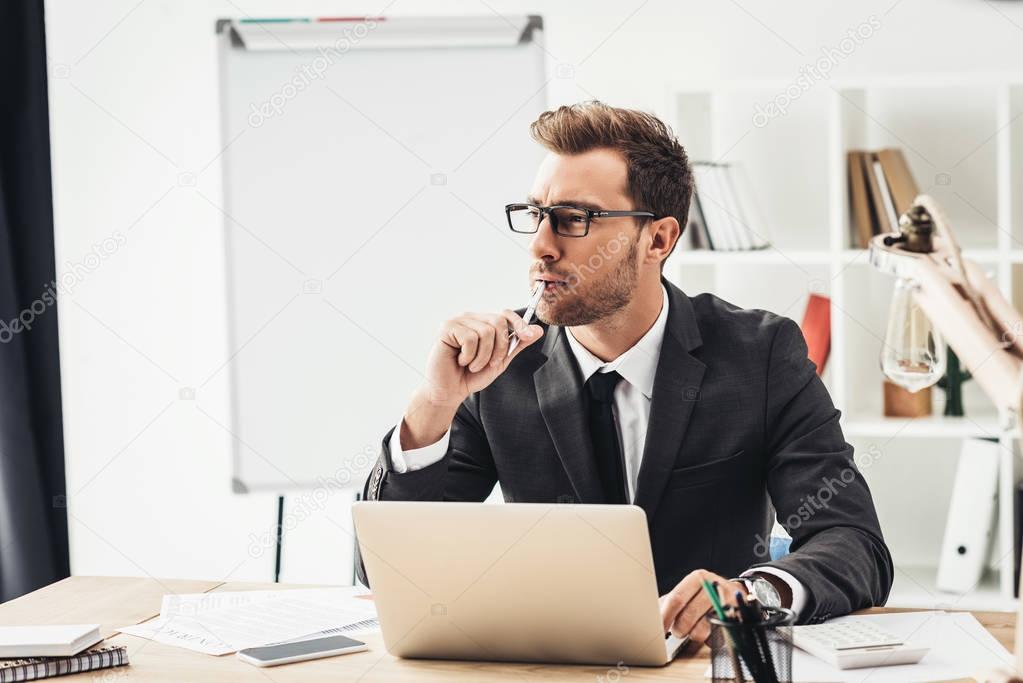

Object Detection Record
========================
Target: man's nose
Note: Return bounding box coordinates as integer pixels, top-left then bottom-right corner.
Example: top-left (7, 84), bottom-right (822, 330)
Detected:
top-left (529, 215), bottom-right (560, 262)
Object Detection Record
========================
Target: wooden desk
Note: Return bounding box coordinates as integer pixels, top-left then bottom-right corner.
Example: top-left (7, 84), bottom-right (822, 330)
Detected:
top-left (0, 576), bottom-right (1016, 681)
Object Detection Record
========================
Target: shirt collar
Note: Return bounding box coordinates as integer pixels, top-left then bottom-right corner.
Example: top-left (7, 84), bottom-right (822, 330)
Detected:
top-left (564, 284), bottom-right (669, 400)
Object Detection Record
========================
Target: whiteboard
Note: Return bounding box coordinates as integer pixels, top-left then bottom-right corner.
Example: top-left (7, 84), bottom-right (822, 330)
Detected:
top-left (216, 15), bottom-right (548, 491)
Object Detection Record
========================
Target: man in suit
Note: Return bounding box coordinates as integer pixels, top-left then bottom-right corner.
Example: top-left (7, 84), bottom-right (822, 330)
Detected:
top-left (359, 101), bottom-right (892, 644)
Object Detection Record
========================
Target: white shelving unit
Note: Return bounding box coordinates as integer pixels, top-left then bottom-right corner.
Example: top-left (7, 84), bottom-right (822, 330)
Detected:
top-left (661, 75), bottom-right (1023, 611)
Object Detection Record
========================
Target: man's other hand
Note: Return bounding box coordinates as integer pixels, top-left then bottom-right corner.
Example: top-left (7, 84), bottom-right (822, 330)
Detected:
top-left (659, 569), bottom-right (747, 645)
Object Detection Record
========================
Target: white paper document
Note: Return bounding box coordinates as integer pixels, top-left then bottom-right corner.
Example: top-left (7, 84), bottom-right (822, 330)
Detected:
top-left (118, 615), bottom-right (234, 655)
top-left (118, 586), bottom-right (379, 656)
top-left (706, 611), bottom-right (1014, 682)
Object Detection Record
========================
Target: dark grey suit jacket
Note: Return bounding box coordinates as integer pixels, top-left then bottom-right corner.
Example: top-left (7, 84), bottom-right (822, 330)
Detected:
top-left (359, 278), bottom-right (893, 624)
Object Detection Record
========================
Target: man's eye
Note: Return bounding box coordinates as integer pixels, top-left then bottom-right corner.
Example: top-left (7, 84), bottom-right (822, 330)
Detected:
top-left (526, 208), bottom-right (541, 217)
top-left (569, 213), bottom-right (587, 223)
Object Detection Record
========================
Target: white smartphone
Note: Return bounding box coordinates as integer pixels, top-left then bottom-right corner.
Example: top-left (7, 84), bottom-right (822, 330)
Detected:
top-left (236, 635), bottom-right (367, 667)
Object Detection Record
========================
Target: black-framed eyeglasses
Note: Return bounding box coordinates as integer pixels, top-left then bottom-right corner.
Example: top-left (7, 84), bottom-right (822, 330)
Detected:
top-left (504, 203), bottom-right (657, 238)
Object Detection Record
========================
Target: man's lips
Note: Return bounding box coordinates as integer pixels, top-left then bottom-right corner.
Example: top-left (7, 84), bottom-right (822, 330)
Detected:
top-left (534, 276), bottom-right (569, 293)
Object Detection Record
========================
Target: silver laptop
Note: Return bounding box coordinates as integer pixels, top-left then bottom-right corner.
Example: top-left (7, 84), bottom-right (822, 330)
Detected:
top-left (352, 501), bottom-right (686, 666)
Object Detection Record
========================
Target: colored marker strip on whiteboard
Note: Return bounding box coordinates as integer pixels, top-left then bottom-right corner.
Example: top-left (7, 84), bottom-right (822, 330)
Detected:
top-left (238, 17), bottom-right (386, 24)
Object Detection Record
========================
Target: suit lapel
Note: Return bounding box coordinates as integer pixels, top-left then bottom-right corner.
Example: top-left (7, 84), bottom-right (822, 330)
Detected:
top-left (533, 325), bottom-right (604, 504)
top-left (633, 281), bottom-right (706, 522)
top-left (532, 280), bottom-right (704, 511)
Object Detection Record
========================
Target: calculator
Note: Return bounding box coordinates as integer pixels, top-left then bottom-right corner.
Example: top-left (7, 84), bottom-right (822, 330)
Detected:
top-left (790, 620), bottom-right (930, 669)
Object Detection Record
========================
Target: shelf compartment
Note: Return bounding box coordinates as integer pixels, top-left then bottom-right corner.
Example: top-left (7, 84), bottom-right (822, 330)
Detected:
top-left (673, 87), bottom-right (831, 251)
top-left (836, 84), bottom-right (1002, 251)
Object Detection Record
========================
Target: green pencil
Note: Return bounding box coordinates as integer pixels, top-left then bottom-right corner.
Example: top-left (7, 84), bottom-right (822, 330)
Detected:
top-left (701, 580), bottom-right (746, 681)
top-left (702, 579), bottom-right (727, 620)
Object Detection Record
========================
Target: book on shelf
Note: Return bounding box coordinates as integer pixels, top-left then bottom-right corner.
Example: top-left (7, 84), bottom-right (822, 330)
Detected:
top-left (876, 148), bottom-right (919, 216)
top-left (686, 190), bottom-right (712, 250)
top-left (871, 157), bottom-right (900, 231)
top-left (861, 151), bottom-right (892, 235)
top-left (847, 147), bottom-right (920, 248)
top-left (686, 162), bottom-right (771, 252)
top-left (799, 294), bottom-right (831, 376)
top-left (0, 645), bottom-right (128, 682)
top-left (847, 151), bottom-right (873, 250)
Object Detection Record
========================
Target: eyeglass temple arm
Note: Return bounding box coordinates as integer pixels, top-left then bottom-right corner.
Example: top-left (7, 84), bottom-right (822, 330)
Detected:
top-left (592, 210), bottom-right (656, 218)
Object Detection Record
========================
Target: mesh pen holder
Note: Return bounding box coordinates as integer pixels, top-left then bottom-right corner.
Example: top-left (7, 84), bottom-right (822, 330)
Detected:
top-left (707, 607), bottom-right (795, 683)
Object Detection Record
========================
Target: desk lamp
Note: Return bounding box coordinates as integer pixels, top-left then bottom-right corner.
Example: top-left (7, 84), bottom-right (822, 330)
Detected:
top-left (868, 195), bottom-right (1023, 681)
top-left (868, 195), bottom-right (1023, 412)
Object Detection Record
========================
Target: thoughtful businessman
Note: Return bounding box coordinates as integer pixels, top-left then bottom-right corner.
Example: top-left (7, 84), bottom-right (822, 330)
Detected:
top-left (360, 101), bottom-right (892, 644)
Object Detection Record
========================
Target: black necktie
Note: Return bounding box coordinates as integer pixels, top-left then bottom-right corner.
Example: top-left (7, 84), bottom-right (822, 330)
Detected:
top-left (585, 370), bottom-right (628, 504)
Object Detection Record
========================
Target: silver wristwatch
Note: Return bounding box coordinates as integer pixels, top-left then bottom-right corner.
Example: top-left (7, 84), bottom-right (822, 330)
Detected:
top-left (736, 575), bottom-right (781, 609)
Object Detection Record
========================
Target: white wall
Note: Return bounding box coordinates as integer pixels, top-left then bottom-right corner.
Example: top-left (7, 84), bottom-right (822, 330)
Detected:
top-left (46, 0), bottom-right (1023, 583)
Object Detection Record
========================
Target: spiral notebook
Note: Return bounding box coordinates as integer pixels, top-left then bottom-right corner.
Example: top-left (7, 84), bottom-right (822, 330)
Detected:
top-left (0, 645), bottom-right (128, 682)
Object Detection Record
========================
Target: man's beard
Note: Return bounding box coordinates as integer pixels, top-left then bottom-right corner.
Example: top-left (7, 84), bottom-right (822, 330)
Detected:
top-left (537, 239), bottom-right (639, 327)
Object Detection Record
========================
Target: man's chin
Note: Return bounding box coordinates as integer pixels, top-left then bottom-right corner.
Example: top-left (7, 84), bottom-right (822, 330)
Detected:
top-left (537, 301), bottom-right (596, 328)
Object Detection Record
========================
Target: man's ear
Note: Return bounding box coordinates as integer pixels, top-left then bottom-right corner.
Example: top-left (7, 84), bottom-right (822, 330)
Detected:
top-left (645, 216), bottom-right (680, 266)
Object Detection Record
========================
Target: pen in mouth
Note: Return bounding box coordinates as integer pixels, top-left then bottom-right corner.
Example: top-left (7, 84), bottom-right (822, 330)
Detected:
top-left (507, 281), bottom-right (546, 355)
top-left (534, 276), bottom-right (569, 292)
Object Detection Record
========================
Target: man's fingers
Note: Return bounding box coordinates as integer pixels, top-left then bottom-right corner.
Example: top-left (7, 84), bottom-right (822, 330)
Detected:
top-left (442, 311), bottom-right (543, 375)
top-left (471, 311), bottom-right (526, 362)
top-left (658, 593), bottom-right (683, 629)
top-left (719, 584), bottom-right (745, 608)
top-left (668, 581), bottom-right (713, 637)
top-left (498, 309), bottom-right (528, 337)
top-left (660, 570), bottom-right (743, 642)
top-left (484, 313), bottom-right (514, 365)
top-left (509, 324), bottom-right (544, 357)
top-left (458, 318), bottom-right (496, 372)
top-left (489, 310), bottom-right (543, 362)
top-left (659, 573), bottom-right (706, 631)
top-left (674, 591), bottom-right (714, 640)
top-left (447, 322), bottom-right (479, 367)
top-left (682, 612), bottom-right (712, 645)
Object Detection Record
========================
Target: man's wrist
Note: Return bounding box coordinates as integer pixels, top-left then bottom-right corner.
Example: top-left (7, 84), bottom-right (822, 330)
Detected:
top-left (400, 387), bottom-right (459, 451)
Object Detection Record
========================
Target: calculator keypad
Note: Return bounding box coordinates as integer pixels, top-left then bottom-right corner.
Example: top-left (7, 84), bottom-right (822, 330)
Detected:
top-left (796, 623), bottom-right (903, 650)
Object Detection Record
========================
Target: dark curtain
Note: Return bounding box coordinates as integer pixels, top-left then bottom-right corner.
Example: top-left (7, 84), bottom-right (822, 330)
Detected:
top-left (0, 0), bottom-right (69, 602)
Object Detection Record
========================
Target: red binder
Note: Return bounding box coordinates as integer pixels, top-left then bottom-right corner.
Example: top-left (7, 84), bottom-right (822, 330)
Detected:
top-left (800, 294), bottom-right (831, 376)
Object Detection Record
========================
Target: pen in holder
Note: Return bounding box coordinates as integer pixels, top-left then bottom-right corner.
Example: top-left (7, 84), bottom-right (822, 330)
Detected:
top-left (707, 606), bottom-right (796, 683)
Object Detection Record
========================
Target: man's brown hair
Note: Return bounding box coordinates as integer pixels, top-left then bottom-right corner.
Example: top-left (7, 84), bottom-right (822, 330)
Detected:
top-left (529, 101), bottom-right (693, 264)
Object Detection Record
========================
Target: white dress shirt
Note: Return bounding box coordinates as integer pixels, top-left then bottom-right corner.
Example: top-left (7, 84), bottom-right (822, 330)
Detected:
top-left (387, 284), bottom-right (806, 615)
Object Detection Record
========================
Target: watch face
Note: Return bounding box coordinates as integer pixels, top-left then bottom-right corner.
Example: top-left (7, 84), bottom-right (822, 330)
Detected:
top-left (753, 578), bottom-right (781, 608)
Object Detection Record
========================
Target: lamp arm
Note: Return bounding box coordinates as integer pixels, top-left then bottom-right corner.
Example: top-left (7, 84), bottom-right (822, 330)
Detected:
top-left (910, 254), bottom-right (1023, 418)
top-left (916, 193), bottom-right (998, 332)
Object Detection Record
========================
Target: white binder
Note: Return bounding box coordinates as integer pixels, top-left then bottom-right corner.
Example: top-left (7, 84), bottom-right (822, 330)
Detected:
top-left (936, 438), bottom-right (1000, 593)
